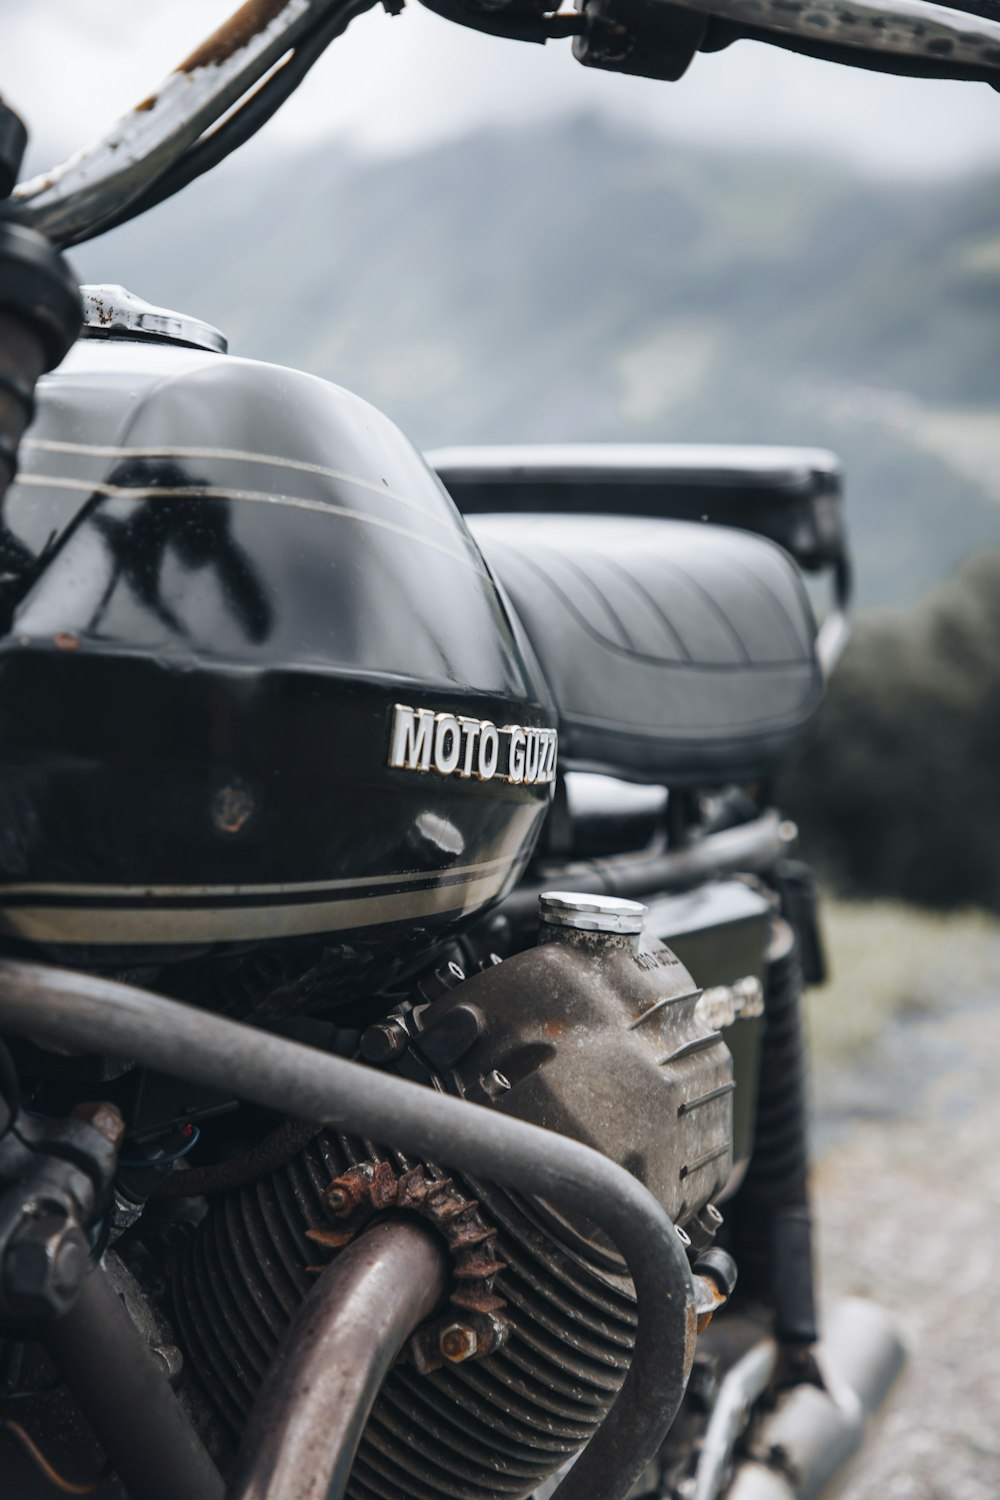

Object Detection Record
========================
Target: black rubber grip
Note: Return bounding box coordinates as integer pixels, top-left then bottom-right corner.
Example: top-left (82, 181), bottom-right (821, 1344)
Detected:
top-left (0, 220), bottom-right (81, 497)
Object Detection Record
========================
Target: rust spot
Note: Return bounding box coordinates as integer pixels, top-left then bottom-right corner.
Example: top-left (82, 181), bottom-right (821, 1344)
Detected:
top-left (52, 632), bottom-right (80, 651)
top-left (135, 94), bottom-right (158, 113)
top-left (324, 1167), bottom-right (373, 1218)
top-left (305, 1226), bottom-right (354, 1250)
top-left (369, 1160), bottom-right (399, 1210)
top-left (320, 1158), bottom-right (510, 1362)
top-left (447, 1220), bottom-right (493, 1250)
top-left (178, 0), bottom-right (292, 72)
top-left (212, 784), bottom-right (254, 835)
top-left (448, 1286), bottom-right (506, 1314)
top-left (453, 1255), bottom-right (505, 1279)
top-left (439, 1324), bottom-right (478, 1363)
top-left (684, 1302), bottom-right (698, 1375)
top-left (395, 1167), bottom-right (430, 1211)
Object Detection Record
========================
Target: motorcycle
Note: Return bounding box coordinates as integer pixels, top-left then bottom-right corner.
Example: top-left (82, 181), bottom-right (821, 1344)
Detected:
top-left (0, 1), bottom-right (991, 1496)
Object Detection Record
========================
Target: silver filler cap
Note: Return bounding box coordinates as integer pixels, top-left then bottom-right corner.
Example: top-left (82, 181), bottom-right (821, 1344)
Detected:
top-left (79, 284), bottom-right (227, 354)
top-left (539, 891), bottom-right (648, 936)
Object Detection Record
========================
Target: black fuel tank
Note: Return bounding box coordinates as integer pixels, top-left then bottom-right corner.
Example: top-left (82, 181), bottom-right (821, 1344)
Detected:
top-left (0, 300), bottom-right (556, 1006)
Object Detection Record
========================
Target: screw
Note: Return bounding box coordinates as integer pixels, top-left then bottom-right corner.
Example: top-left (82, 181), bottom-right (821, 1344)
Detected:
top-left (439, 1323), bottom-right (478, 1363)
top-left (479, 1070), bottom-right (511, 1104)
top-left (418, 962), bottom-right (466, 1003)
top-left (685, 1203), bottom-right (725, 1254)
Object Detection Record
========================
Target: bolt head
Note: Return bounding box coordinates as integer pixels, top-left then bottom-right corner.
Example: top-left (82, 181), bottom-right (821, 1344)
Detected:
top-left (3, 1213), bottom-right (89, 1319)
top-left (439, 1323), bottom-right (478, 1362)
top-left (359, 1019), bottom-right (408, 1065)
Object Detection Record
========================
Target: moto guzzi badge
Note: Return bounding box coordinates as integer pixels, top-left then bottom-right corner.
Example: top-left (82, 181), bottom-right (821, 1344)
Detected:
top-left (389, 703), bottom-right (557, 785)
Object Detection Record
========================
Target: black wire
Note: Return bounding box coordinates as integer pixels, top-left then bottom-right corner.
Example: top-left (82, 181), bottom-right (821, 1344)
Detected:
top-left (68, 0), bottom-right (378, 248)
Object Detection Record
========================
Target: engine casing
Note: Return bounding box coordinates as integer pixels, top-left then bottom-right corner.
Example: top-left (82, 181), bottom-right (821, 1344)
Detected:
top-left (179, 927), bottom-right (733, 1499)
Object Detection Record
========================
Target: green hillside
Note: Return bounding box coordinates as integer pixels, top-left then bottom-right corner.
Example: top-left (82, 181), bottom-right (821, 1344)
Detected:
top-left (72, 115), bottom-right (1000, 605)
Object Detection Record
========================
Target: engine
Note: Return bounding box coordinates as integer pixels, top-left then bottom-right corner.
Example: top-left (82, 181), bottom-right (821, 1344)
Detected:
top-left (175, 893), bottom-right (735, 1499)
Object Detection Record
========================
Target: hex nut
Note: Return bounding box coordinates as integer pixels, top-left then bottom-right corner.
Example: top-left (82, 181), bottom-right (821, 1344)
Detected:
top-left (2, 1214), bottom-right (89, 1318)
top-left (359, 1019), bottom-right (409, 1065)
top-left (439, 1323), bottom-right (479, 1363)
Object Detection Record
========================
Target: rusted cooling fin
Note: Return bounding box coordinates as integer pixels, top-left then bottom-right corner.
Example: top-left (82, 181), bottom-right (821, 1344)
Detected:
top-left (311, 1157), bottom-right (509, 1371)
top-left (175, 1128), bottom-right (644, 1500)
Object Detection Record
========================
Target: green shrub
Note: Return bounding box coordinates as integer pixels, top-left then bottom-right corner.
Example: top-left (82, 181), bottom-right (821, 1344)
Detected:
top-left (780, 548), bottom-right (1000, 910)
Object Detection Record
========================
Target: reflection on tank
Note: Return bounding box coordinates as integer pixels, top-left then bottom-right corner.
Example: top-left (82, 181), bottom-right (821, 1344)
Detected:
top-left (0, 523), bottom-right (38, 626)
top-left (407, 811), bottom-right (466, 867)
top-left (86, 458), bottom-right (273, 643)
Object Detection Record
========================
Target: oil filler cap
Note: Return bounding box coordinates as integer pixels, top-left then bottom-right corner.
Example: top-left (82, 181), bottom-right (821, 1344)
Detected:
top-left (79, 284), bottom-right (227, 354)
top-left (539, 891), bottom-right (648, 936)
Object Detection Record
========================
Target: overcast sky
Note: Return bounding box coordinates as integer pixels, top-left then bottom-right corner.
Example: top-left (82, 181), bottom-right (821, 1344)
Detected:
top-left (7, 0), bottom-right (1000, 177)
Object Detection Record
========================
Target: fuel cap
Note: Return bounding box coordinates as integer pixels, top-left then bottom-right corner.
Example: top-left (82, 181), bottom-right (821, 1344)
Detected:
top-left (79, 284), bottom-right (227, 354)
top-left (539, 891), bottom-right (648, 936)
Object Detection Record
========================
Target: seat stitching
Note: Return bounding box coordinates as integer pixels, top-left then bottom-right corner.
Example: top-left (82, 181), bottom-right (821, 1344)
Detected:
top-left (487, 547), bottom-right (653, 662)
top-left (706, 543), bottom-right (812, 654)
top-left (597, 555), bottom-right (694, 663)
top-left (488, 547), bottom-right (789, 670)
top-left (556, 552), bottom-right (638, 652)
top-left (639, 553), bottom-right (752, 665)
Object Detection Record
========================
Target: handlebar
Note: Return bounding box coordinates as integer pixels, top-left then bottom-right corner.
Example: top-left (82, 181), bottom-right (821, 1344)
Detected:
top-left (10, 0), bottom-right (1000, 256)
top-left (668, 0), bottom-right (1000, 70)
top-left (11, 0), bottom-right (375, 250)
top-left (1, 0), bottom-right (999, 505)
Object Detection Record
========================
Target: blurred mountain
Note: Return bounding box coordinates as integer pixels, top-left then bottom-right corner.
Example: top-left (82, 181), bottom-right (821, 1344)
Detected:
top-left (72, 114), bottom-right (1000, 605)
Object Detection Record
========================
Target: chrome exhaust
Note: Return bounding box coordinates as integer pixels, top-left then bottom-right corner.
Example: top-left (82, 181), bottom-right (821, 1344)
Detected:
top-left (724, 1298), bottom-right (906, 1500)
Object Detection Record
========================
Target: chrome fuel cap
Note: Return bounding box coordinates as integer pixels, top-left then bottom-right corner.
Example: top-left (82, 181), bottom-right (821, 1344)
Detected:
top-left (539, 891), bottom-right (648, 936)
top-left (80, 284), bottom-right (227, 354)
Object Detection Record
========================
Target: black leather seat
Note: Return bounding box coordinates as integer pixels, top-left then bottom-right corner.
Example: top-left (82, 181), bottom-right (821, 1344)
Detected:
top-left (469, 514), bottom-right (823, 785)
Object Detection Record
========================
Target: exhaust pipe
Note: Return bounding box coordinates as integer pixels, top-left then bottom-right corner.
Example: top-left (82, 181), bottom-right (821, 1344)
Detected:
top-left (724, 1298), bottom-right (906, 1500)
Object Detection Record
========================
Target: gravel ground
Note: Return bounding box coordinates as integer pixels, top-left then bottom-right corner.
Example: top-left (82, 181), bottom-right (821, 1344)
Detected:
top-left (810, 909), bottom-right (1000, 1500)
